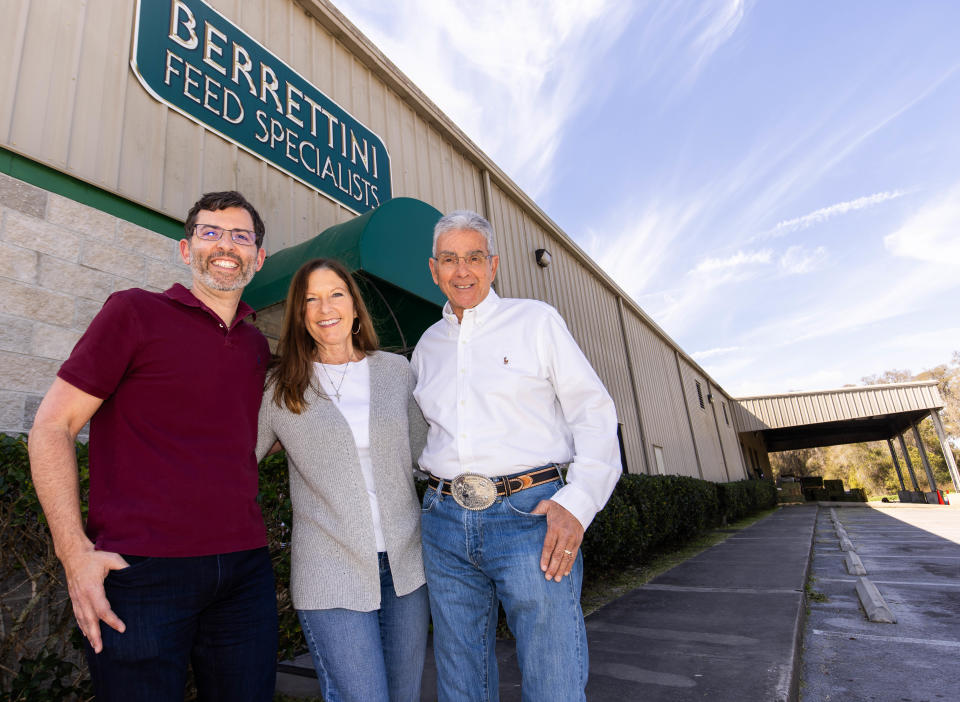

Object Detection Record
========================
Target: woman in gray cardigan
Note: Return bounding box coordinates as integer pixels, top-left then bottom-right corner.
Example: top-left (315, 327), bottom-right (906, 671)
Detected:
top-left (256, 258), bottom-right (428, 702)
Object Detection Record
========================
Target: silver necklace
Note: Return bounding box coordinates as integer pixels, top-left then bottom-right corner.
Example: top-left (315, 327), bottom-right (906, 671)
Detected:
top-left (318, 360), bottom-right (349, 401)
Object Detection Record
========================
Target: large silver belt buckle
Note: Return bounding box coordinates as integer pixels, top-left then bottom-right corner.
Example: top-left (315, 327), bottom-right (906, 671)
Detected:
top-left (450, 473), bottom-right (497, 511)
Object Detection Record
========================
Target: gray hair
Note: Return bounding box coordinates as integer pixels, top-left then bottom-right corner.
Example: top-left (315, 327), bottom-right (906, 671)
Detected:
top-left (432, 210), bottom-right (497, 257)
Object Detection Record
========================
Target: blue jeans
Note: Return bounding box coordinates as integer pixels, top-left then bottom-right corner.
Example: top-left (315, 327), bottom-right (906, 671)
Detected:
top-left (85, 546), bottom-right (277, 702)
top-left (297, 552), bottom-right (429, 702)
top-left (421, 478), bottom-right (588, 702)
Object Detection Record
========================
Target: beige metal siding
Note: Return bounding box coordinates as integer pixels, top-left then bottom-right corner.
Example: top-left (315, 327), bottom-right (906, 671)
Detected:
top-left (677, 361), bottom-right (727, 482)
top-left (621, 311), bottom-right (699, 477)
top-left (0, 2), bottom-right (30, 143)
top-left (714, 391), bottom-right (748, 480)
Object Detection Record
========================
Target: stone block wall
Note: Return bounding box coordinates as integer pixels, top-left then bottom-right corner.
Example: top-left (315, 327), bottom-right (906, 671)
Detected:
top-left (0, 172), bottom-right (192, 436)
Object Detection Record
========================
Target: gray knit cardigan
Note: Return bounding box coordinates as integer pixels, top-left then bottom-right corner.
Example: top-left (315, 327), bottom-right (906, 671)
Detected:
top-left (256, 351), bottom-right (427, 611)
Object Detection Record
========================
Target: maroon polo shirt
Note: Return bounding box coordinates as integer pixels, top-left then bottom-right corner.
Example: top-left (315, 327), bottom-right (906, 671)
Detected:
top-left (58, 284), bottom-right (270, 557)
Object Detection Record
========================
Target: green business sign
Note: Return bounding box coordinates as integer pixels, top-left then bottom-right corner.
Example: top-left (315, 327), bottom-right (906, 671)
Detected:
top-left (131, 0), bottom-right (391, 214)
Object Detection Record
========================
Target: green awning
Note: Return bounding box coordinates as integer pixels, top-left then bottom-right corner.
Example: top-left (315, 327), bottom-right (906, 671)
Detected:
top-left (243, 196), bottom-right (445, 310)
top-left (242, 196), bottom-right (446, 354)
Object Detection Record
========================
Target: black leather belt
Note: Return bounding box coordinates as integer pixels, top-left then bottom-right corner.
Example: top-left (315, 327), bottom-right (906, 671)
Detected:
top-left (428, 465), bottom-right (560, 510)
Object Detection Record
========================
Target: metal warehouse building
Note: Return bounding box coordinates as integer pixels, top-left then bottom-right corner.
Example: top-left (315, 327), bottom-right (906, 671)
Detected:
top-left (5, 0), bottom-right (954, 492)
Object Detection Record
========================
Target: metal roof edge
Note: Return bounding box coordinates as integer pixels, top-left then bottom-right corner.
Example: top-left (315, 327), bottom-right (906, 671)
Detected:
top-left (735, 379), bottom-right (940, 402)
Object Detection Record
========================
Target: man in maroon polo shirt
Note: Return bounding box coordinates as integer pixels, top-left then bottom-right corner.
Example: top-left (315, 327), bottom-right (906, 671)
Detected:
top-left (29, 191), bottom-right (276, 701)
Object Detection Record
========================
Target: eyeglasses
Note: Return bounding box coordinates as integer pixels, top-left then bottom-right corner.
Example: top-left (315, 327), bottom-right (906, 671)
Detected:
top-left (434, 251), bottom-right (492, 268)
top-left (192, 223), bottom-right (257, 246)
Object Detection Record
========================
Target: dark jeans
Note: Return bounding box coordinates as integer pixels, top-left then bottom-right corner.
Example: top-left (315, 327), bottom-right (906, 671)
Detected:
top-left (85, 546), bottom-right (277, 702)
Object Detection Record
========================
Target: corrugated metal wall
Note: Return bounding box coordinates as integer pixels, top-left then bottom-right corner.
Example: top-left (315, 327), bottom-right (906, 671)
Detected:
top-left (620, 313), bottom-right (699, 476)
top-left (714, 392), bottom-right (747, 479)
top-left (676, 361), bottom-right (726, 481)
top-left (1, 0), bottom-right (754, 483)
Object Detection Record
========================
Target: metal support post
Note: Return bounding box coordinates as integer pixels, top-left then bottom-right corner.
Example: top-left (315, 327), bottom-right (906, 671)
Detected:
top-left (929, 410), bottom-right (960, 492)
top-left (886, 438), bottom-right (906, 491)
top-left (911, 422), bottom-right (938, 492)
top-left (897, 433), bottom-right (922, 492)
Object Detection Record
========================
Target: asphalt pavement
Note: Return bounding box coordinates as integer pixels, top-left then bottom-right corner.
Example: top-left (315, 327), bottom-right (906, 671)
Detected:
top-left (800, 504), bottom-right (960, 702)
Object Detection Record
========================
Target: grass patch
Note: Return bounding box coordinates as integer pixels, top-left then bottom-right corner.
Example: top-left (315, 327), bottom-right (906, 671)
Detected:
top-left (805, 574), bottom-right (829, 605)
top-left (580, 506), bottom-right (778, 617)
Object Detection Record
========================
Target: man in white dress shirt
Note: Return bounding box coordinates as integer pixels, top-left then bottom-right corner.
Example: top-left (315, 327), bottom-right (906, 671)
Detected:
top-left (411, 210), bottom-right (622, 701)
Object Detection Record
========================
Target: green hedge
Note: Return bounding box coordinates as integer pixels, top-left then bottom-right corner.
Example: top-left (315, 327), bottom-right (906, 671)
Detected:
top-left (582, 473), bottom-right (775, 574)
top-left (2, 436), bottom-right (778, 695)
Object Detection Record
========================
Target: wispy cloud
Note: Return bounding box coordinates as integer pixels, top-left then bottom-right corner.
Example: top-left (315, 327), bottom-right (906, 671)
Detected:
top-left (688, 0), bottom-right (747, 78)
top-left (739, 262), bottom-right (960, 352)
top-left (729, 368), bottom-right (851, 398)
top-left (691, 249), bottom-right (771, 274)
top-left (582, 196), bottom-right (707, 295)
top-left (692, 345), bottom-right (741, 360)
top-left (632, 0), bottom-right (750, 93)
top-left (884, 181), bottom-right (960, 263)
top-left (767, 190), bottom-right (905, 237)
top-left (779, 245), bottom-right (828, 274)
top-left (331, 0), bottom-right (632, 198)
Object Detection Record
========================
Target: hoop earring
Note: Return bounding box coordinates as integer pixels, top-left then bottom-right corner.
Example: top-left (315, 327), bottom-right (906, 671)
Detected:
top-left (352, 317), bottom-right (361, 335)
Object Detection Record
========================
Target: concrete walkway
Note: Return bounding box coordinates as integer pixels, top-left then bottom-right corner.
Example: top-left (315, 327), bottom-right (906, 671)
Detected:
top-left (578, 504), bottom-right (816, 702)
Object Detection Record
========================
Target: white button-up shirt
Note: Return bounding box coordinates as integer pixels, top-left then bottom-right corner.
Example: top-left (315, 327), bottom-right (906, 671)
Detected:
top-left (411, 289), bottom-right (622, 529)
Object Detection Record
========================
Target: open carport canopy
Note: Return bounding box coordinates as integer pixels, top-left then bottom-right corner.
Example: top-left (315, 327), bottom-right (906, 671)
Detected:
top-left (733, 381), bottom-right (944, 452)
top-left (242, 197), bottom-right (446, 353)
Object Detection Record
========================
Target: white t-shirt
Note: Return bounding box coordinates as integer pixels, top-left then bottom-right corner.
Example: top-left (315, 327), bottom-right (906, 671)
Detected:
top-left (314, 357), bottom-right (386, 552)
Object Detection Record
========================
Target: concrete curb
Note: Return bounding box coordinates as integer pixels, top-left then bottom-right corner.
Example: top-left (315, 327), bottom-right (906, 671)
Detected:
top-left (839, 535), bottom-right (855, 551)
top-left (779, 506), bottom-right (818, 702)
top-left (856, 576), bottom-right (896, 623)
top-left (844, 551), bottom-right (866, 575)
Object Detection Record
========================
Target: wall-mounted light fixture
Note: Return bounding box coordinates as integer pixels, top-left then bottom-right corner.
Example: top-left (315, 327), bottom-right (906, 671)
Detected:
top-left (535, 248), bottom-right (552, 267)
top-left (707, 392), bottom-right (714, 404)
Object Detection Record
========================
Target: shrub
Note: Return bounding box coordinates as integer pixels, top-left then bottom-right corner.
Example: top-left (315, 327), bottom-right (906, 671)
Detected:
top-left (582, 474), bottom-right (771, 577)
top-left (0, 438), bottom-right (301, 697)
top-left (581, 489), bottom-right (643, 572)
top-left (716, 479), bottom-right (774, 522)
top-left (0, 435), bottom-right (91, 700)
top-left (255, 452), bottom-right (300, 661)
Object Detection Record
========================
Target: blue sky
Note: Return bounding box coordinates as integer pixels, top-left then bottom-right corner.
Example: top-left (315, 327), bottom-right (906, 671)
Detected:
top-left (331, 0), bottom-right (960, 396)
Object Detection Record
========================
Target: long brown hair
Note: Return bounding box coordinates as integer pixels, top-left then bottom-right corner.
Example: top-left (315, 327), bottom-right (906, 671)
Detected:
top-left (269, 258), bottom-right (379, 413)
